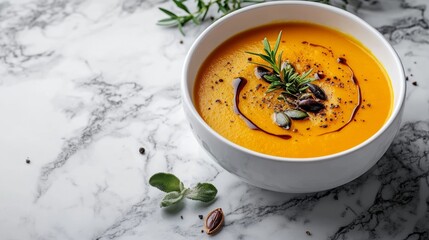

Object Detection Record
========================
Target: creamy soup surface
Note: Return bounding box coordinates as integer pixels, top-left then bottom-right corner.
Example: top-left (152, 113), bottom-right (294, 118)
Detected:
top-left (194, 22), bottom-right (393, 158)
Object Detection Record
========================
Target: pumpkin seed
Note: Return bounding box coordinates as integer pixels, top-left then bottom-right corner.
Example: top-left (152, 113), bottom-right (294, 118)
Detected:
top-left (298, 93), bottom-right (313, 100)
top-left (284, 109), bottom-right (309, 120)
top-left (298, 99), bottom-right (325, 113)
top-left (204, 208), bottom-right (224, 235)
top-left (273, 112), bottom-right (291, 129)
top-left (254, 66), bottom-right (272, 82)
top-left (307, 83), bottom-right (327, 100)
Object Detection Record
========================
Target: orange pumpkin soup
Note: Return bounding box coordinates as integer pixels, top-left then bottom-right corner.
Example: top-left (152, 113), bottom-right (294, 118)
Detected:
top-left (194, 22), bottom-right (393, 158)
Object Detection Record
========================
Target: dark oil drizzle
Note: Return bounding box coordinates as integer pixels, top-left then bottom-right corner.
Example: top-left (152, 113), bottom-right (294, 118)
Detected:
top-left (232, 77), bottom-right (291, 140)
top-left (302, 41), bottom-right (334, 57)
top-left (301, 41), bottom-right (362, 135)
top-left (319, 57), bottom-right (362, 135)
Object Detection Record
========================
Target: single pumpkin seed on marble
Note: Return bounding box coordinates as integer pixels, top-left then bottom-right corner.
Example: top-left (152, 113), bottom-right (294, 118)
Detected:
top-left (204, 208), bottom-right (224, 235)
top-left (284, 109), bottom-right (309, 120)
top-left (273, 112), bottom-right (291, 129)
top-left (298, 99), bottom-right (325, 113)
top-left (306, 83), bottom-right (327, 100)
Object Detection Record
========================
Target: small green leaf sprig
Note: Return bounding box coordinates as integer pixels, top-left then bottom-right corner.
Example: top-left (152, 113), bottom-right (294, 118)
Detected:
top-left (149, 172), bottom-right (217, 207)
top-left (157, 1), bottom-right (339, 35)
top-left (158, 0), bottom-right (264, 34)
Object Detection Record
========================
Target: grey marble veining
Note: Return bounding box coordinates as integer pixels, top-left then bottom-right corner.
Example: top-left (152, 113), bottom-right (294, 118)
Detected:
top-left (0, 0), bottom-right (428, 239)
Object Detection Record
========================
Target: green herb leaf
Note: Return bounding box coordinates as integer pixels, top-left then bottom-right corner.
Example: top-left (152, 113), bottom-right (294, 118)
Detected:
top-left (157, 0), bottom-right (264, 35)
top-left (158, 7), bottom-right (178, 18)
top-left (160, 191), bottom-right (185, 207)
top-left (173, 0), bottom-right (191, 14)
top-left (263, 74), bottom-right (280, 83)
top-left (149, 172), bottom-right (182, 193)
top-left (157, 18), bottom-right (179, 27)
top-left (185, 183), bottom-right (218, 202)
top-left (263, 37), bottom-right (271, 55)
top-left (273, 30), bottom-right (282, 56)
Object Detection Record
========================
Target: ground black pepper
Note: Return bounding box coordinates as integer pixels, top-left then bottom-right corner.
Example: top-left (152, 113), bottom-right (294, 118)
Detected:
top-left (26, 158), bottom-right (30, 164)
top-left (139, 148), bottom-right (145, 155)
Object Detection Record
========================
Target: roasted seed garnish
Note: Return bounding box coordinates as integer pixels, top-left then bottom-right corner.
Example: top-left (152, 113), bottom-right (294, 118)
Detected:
top-left (314, 71), bottom-right (325, 80)
top-left (273, 112), bottom-right (291, 129)
top-left (278, 92), bottom-right (298, 107)
top-left (298, 93), bottom-right (313, 100)
top-left (254, 66), bottom-right (272, 81)
top-left (307, 83), bottom-right (327, 100)
top-left (280, 91), bottom-right (298, 100)
top-left (204, 208), bottom-right (224, 235)
top-left (298, 99), bottom-right (325, 113)
top-left (284, 109), bottom-right (309, 120)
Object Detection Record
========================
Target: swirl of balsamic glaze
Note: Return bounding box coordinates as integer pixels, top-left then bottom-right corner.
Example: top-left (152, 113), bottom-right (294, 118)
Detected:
top-left (302, 42), bottom-right (362, 135)
top-left (232, 77), bottom-right (291, 140)
top-left (319, 57), bottom-right (362, 135)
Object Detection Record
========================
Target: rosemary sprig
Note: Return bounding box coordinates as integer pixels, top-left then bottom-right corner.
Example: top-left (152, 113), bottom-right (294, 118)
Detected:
top-left (247, 32), bottom-right (282, 74)
top-left (158, 0), bottom-right (264, 35)
top-left (246, 31), bottom-right (315, 95)
top-left (157, 0), bottom-right (339, 35)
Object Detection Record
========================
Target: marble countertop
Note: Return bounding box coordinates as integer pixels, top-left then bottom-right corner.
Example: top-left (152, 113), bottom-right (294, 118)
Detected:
top-left (0, 0), bottom-right (428, 239)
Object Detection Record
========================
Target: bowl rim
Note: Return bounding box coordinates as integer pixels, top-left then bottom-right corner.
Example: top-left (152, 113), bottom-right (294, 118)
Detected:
top-left (182, 1), bottom-right (406, 163)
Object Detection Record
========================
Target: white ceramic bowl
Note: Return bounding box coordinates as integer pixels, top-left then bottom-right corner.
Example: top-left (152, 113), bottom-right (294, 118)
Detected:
top-left (182, 1), bottom-right (406, 193)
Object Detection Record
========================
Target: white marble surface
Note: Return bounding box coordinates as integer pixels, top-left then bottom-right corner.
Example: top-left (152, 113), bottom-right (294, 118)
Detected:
top-left (0, 0), bottom-right (428, 239)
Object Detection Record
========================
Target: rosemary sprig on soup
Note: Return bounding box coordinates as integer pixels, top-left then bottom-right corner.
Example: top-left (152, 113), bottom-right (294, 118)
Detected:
top-left (193, 22), bottom-right (393, 158)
